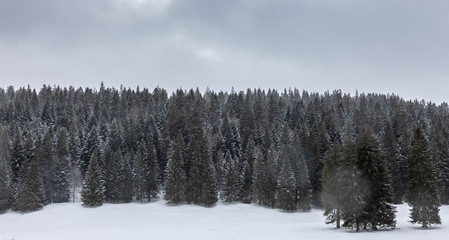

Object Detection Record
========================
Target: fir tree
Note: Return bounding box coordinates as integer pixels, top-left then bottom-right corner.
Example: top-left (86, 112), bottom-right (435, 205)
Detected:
top-left (13, 159), bottom-right (45, 212)
top-left (0, 154), bottom-right (12, 212)
top-left (252, 147), bottom-right (265, 206)
top-left (276, 147), bottom-right (296, 211)
top-left (264, 144), bottom-right (278, 208)
top-left (52, 156), bottom-right (70, 203)
top-left (81, 153), bottom-right (104, 207)
top-left (186, 102), bottom-right (217, 206)
top-left (134, 144), bottom-right (148, 202)
top-left (52, 129), bottom-right (70, 203)
top-left (221, 151), bottom-right (239, 202)
top-left (146, 140), bottom-right (160, 200)
top-left (240, 138), bottom-right (255, 203)
top-left (339, 135), bottom-right (370, 231)
top-left (296, 151), bottom-right (311, 211)
top-left (164, 133), bottom-right (186, 204)
top-left (119, 152), bottom-right (134, 203)
top-left (80, 127), bottom-right (98, 177)
top-left (356, 127), bottom-right (396, 230)
top-left (407, 127), bottom-right (441, 228)
top-left (322, 143), bottom-right (343, 227)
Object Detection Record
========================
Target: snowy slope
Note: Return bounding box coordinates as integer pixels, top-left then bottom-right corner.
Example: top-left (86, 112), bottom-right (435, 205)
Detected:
top-left (1, 201), bottom-right (448, 240)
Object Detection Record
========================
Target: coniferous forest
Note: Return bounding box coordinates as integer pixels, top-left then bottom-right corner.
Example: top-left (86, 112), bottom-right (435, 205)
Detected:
top-left (0, 84), bottom-right (447, 230)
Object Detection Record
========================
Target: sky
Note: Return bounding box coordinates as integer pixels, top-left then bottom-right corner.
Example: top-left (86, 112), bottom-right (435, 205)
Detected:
top-left (0, 0), bottom-right (448, 103)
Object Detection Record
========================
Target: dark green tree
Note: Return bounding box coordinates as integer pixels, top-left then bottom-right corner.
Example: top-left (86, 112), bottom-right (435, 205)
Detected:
top-left (164, 133), bottom-right (186, 204)
top-left (52, 157), bottom-right (70, 203)
top-left (407, 127), bottom-right (441, 228)
top-left (186, 102), bottom-right (217, 206)
top-left (356, 127), bottom-right (396, 230)
top-left (0, 154), bottom-right (12, 212)
top-left (276, 147), bottom-right (296, 211)
top-left (13, 159), bottom-right (45, 212)
top-left (221, 151), bottom-right (239, 203)
top-left (81, 153), bottom-right (104, 207)
top-left (240, 137), bottom-right (255, 203)
top-left (296, 150), bottom-right (311, 211)
top-left (146, 140), bottom-right (160, 200)
top-left (134, 144), bottom-right (149, 202)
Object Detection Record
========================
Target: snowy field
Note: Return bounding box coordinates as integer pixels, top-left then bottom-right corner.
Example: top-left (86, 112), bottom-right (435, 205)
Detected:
top-left (1, 201), bottom-right (449, 240)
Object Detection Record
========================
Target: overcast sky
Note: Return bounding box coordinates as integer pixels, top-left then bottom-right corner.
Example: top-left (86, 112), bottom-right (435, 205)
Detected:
top-left (0, 0), bottom-right (448, 103)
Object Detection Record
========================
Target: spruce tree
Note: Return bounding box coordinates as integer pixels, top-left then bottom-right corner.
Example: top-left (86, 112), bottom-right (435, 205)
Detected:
top-left (52, 156), bottom-right (70, 203)
top-left (356, 127), bottom-right (396, 230)
top-left (0, 154), bottom-right (12, 212)
top-left (81, 153), bottom-right (104, 207)
top-left (52, 129), bottom-right (70, 203)
top-left (322, 143), bottom-right (343, 227)
top-left (296, 151), bottom-right (311, 211)
top-left (164, 133), bottom-right (186, 204)
top-left (13, 159), bottom-right (45, 212)
top-left (252, 147), bottom-right (265, 206)
top-left (146, 140), bottom-right (160, 200)
top-left (0, 126), bottom-right (11, 212)
top-left (240, 137), bottom-right (255, 203)
top-left (276, 147), bottom-right (296, 211)
top-left (339, 135), bottom-right (369, 231)
top-left (407, 127), bottom-right (441, 228)
top-left (186, 102), bottom-right (217, 206)
top-left (264, 144), bottom-right (278, 208)
top-left (134, 144), bottom-right (149, 202)
top-left (221, 151), bottom-right (239, 203)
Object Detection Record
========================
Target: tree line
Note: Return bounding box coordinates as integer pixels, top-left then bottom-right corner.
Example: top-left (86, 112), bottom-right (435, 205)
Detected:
top-left (0, 84), bottom-right (447, 229)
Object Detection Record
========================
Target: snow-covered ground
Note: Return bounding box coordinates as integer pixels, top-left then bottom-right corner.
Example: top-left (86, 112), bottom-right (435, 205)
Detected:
top-left (1, 201), bottom-right (448, 240)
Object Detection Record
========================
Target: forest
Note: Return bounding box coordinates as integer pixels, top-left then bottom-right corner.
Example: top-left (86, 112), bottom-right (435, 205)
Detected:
top-left (0, 84), bottom-right (447, 230)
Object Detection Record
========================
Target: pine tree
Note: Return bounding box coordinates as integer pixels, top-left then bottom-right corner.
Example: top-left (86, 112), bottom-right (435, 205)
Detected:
top-left (186, 102), bottom-right (217, 206)
top-left (356, 127), bottom-right (396, 230)
top-left (0, 154), bottom-right (12, 212)
top-left (221, 151), bottom-right (239, 202)
top-left (0, 125), bottom-right (11, 212)
top-left (119, 152), bottom-right (134, 203)
top-left (146, 140), bottom-right (160, 200)
top-left (338, 135), bottom-right (369, 231)
top-left (81, 153), bottom-right (104, 207)
top-left (13, 159), bottom-right (45, 212)
top-left (322, 143), bottom-right (343, 227)
top-left (407, 127), bottom-right (441, 228)
top-left (134, 144), bottom-right (148, 202)
top-left (164, 133), bottom-right (186, 204)
top-left (252, 147), bottom-right (265, 205)
top-left (276, 147), bottom-right (296, 211)
top-left (52, 129), bottom-right (70, 203)
top-left (52, 156), bottom-right (70, 203)
top-left (296, 151), bottom-right (311, 211)
top-left (80, 127), bottom-right (98, 177)
top-left (240, 138), bottom-right (255, 203)
top-left (381, 122), bottom-right (405, 204)
top-left (264, 144), bottom-right (278, 208)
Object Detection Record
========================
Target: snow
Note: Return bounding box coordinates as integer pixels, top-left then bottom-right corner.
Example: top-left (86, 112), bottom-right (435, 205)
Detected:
top-left (1, 201), bottom-right (449, 240)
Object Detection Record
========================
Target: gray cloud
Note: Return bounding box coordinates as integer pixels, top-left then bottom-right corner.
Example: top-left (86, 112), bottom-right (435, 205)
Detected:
top-left (0, 0), bottom-right (448, 103)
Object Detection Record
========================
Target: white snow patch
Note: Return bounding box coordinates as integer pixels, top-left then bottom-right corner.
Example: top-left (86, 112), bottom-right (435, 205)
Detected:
top-left (1, 202), bottom-right (448, 240)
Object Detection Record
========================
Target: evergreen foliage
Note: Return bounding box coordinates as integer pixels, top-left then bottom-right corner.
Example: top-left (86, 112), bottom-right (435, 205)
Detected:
top-left (221, 151), bottom-right (240, 202)
top-left (0, 155), bottom-right (12, 212)
top-left (81, 153), bottom-right (104, 207)
top-left (13, 159), bottom-right (46, 212)
top-left (355, 127), bottom-right (396, 230)
top-left (407, 127), bottom-right (441, 228)
top-left (0, 84), bottom-right (447, 225)
top-left (276, 147), bottom-right (296, 211)
top-left (164, 133), bottom-right (186, 204)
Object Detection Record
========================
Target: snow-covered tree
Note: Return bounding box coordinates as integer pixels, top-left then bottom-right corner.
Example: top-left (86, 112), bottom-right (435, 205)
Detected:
top-left (81, 153), bottom-right (104, 207)
top-left (407, 127), bottom-right (441, 228)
